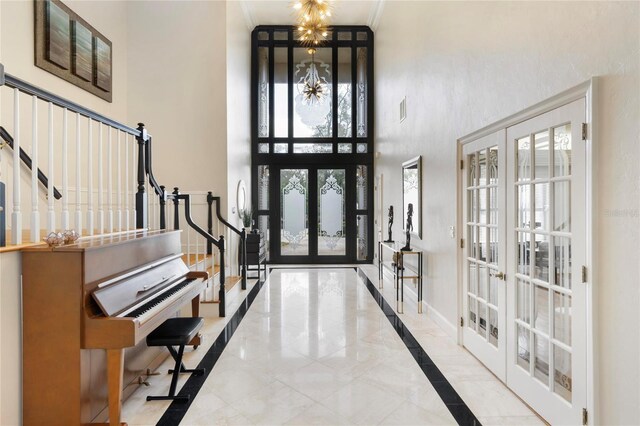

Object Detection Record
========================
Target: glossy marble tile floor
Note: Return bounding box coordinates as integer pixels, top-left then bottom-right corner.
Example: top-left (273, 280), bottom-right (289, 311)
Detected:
top-left (121, 267), bottom-right (544, 425)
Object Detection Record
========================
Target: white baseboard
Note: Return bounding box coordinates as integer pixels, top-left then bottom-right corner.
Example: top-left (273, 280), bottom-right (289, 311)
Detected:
top-left (423, 301), bottom-right (457, 339)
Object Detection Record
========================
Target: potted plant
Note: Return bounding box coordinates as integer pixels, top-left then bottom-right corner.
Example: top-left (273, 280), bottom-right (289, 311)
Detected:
top-left (239, 208), bottom-right (253, 230)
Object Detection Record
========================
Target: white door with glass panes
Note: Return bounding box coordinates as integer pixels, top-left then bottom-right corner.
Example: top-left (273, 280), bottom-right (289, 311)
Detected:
top-left (462, 98), bottom-right (587, 425)
top-left (463, 131), bottom-right (507, 381)
top-left (506, 98), bottom-right (586, 425)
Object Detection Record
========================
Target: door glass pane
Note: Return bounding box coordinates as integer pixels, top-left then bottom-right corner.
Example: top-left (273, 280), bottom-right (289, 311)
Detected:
top-left (338, 48), bottom-right (352, 137)
top-left (258, 215), bottom-right (270, 261)
top-left (478, 188), bottom-right (487, 224)
top-left (553, 124), bottom-right (572, 177)
top-left (356, 47), bottom-right (367, 137)
top-left (534, 285), bottom-right (549, 333)
top-left (554, 181), bottom-right (571, 232)
top-left (489, 187), bottom-right (498, 225)
top-left (274, 48), bottom-right (288, 137)
top-left (553, 236), bottom-right (572, 289)
top-left (489, 308), bottom-right (498, 347)
top-left (517, 136), bottom-right (531, 181)
top-left (258, 166), bottom-right (269, 210)
top-left (478, 302), bottom-right (487, 337)
top-left (468, 296), bottom-right (477, 329)
top-left (357, 215), bottom-right (368, 261)
top-left (534, 183), bottom-right (549, 231)
top-left (517, 232), bottom-right (531, 275)
top-left (356, 166), bottom-right (367, 209)
top-left (478, 264), bottom-right (487, 300)
top-left (534, 334), bottom-right (549, 386)
top-left (281, 169), bottom-right (308, 255)
top-left (516, 279), bottom-right (531, 322)
top-left (534, 130), bottom-right (550, 180)
top-left (478, 226), bottom-right (487, 262)
top-left (553, 291), bottom-right (572, 345)
top-left (294, 47), bottom-right (332, 137)
top-left (468, 153), bottom-right (476, 186)
top-left (318, 169), bottom-right (345, 256)
top-left (478, 149), bottom-right (487, 185)
top-left (258, 143), bottom-right (269, 154)
top-left (533, 234), bottom-right (550, 282)
top-left (488, 146), bottom-right (498, 184)
top-left (489, 227), bottom-right (498, 264)
top-left (517, 185), bottom-right (531, 229)
top-left (553, 346), bottom-right (572, 402)
top-left (517, 324), bottom-right (530, 370)
top-left (258, 47), bottom-right (269, 137)
top-left (469, 263), bottom-right (478, 295)
top-left (488, 270), bottom-right (498, 306)
top-left (468, 225), bottom-right (477, 258)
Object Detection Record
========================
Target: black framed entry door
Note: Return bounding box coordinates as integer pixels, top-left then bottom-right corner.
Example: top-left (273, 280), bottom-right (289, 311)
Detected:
top-left (272, 166), bottom-right (364, 263)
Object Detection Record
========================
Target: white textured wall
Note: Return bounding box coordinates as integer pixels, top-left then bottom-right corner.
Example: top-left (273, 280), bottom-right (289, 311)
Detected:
top-left (374, 1), bottom-right (639, 424)
top-left (225, 1), bottom-right (252, 272)
top-left (126, 1), bottom-right (228, 197)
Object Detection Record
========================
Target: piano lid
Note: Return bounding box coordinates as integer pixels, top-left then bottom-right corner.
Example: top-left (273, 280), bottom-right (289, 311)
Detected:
top-left (92, 257), bottom-right (190, 317)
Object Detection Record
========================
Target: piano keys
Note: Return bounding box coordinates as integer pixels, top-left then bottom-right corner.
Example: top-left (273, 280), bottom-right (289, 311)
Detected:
top-left (21, 230), bottom-right (207, 426)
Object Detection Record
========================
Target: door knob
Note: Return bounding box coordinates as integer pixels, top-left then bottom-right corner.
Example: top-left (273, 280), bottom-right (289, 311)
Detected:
top-left (493, 271), bottom-right (505, 280)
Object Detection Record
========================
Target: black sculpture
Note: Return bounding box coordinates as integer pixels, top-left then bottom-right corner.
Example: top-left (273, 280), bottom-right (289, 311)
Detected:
top-left (384, 206), bottom-right (394, 243)
top-left (401, 203), bottom-right (413, 251)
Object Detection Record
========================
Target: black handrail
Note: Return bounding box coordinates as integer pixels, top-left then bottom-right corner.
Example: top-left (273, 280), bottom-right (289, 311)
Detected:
top-left (1, 64), bottom-right (140, 136)
top-left (207, 193), bottom-right (247, 290)
top-left (172, 188), bottom-right (226, 317)
top-left (0, 126), bottom-right (62, 200)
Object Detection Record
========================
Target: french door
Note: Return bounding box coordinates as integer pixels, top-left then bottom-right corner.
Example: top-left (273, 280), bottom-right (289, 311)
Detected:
top-left (271, 166), bottom-right (368, 263)
top-left (463, 98), bottom-right (587, 424)
top-left (462, 131), bottom-right (507, 380)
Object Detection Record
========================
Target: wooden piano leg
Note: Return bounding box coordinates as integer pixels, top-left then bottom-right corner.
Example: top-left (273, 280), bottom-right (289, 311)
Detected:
top-left (106, 348), bottom-right (125, 426)
top-left (189, 295), bottom-right (202, 348)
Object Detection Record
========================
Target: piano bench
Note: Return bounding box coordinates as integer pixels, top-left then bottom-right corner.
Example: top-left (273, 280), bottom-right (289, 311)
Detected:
top-left (146, 317), bottom-right (206, 402)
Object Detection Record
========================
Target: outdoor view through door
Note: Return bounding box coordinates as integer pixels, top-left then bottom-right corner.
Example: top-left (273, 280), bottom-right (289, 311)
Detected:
top-left (251, 26), bottom-right (374, 264)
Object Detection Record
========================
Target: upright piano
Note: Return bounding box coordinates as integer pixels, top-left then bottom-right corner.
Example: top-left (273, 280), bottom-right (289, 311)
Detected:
top-left (22, 230), bottom-right (207, 426)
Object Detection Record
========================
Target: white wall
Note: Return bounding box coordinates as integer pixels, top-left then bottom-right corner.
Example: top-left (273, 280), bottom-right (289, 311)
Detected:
top-left (225, 1), bottom-right (252, 272)
top-left (126, 0), bottom-right (228, 196)
top-left (374, 1), bottom-right (639, 423)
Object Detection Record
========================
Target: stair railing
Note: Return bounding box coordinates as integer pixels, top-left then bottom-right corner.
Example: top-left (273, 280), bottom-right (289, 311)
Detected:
top-left (207, 193), bottom-right (247, 290)
top-left (171, 188), bottom-right (226, 317)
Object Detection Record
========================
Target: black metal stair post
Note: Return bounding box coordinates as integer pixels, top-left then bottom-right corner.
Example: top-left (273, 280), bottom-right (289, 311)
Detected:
top-left (240, 228), bottom-right (247, 290)
top-left (159, 185), bottom-right (166, 230)
top-left (206, 192), bottom-right (214, 256)
top-left (218, 235), bottom-right (226, 317)
top-left (172, 187), bottom-right (180, 230)
top-left (135, 123), bottom-right (148, 229)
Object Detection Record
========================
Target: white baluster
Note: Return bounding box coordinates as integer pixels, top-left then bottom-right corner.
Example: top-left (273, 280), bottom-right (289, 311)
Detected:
top-left (74, 113), bottom-right (82, 233)
top-left (117, 131), bottom-right (122, 231)
top-left (98, 123), bottom-right (104, 234)
top-left (30, 96), bottom-right (40, 243)
top-left (187, 227), bottom-right (191, 268)
top-left (107, 127), bottom-right (113, 233)
top-left (61, 109), bottom-right (69, 229)
top-left (47, 102), bottom-right (55, 233)
top-left (124, 134), bottom-right (130, 230)
top-left (12, 88), bottom-right (22, 245)
top-left (86, 119), bottom-right (94, 235)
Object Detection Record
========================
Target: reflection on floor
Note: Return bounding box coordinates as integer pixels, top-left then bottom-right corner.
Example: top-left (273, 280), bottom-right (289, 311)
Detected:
top-left (120, 266), bottom-right (544, 425)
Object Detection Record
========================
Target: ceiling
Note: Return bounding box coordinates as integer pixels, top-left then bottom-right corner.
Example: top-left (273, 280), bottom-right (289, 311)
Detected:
top-left (240, 0), bottom-right (384, 29)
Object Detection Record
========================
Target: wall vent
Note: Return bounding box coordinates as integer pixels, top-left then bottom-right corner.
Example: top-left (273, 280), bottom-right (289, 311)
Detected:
top-left (400, 97), bottom-right (407, 122)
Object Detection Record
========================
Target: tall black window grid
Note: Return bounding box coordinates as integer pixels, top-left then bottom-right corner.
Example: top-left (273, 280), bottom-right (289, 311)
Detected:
top-left (251, 25), bottom-right (374, 264)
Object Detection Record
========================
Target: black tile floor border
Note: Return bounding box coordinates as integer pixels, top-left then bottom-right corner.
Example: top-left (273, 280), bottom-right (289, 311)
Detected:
top-left (156, 275), bottom-right (269, 426)
top-left (356, 268), bottom-right (482, 426)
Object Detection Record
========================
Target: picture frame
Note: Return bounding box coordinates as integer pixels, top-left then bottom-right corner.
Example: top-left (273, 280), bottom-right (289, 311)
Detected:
top-left (34, 0), bottom-right (113, 102)
top-left (402, 156), bottom-right (422, 239)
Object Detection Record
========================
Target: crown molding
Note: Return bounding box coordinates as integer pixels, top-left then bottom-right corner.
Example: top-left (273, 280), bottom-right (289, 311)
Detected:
top-left (239, 1), bottom-right (256, 31)
top-left (367, 0), bottom-right (385, 31)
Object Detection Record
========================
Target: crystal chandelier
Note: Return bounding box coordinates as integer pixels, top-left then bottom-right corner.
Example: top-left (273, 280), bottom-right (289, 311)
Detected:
top-left (301, 48), bottom-right (327, 104)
